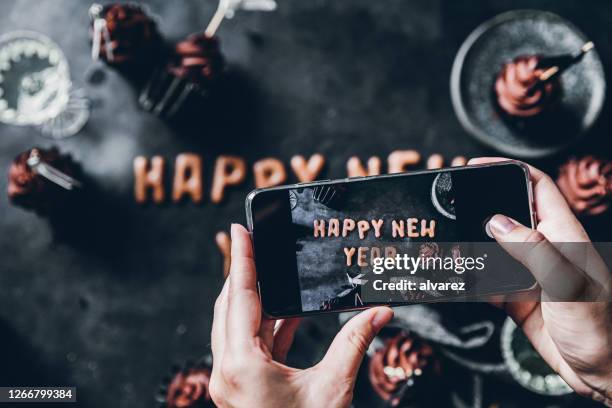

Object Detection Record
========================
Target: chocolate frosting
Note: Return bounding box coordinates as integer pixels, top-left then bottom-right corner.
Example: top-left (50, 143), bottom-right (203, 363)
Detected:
top-left (8, 148), bottom-right (79, 214)
top-left (419, 242), bottom-right (440, 259)
top-left (169, 33), bottom-right (225, 83)
top-left (557, 156), bottom-right (612, 216)
top-left (166, 366), bottom-right (214, 408)
top-left (495, 55), bottom-right (557, 117)
top-left (93, 3), bottom-right (160, 64)
top-left (369, 332), bottom-right (436, 406)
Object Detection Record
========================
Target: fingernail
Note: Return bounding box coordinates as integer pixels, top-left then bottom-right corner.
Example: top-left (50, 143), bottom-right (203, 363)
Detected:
top-left (230, 223), bottom-right (240, 239)
top-left (487, 214), bottom-right (516, 236)
top-left (371, 307), bottom-right (393, 331)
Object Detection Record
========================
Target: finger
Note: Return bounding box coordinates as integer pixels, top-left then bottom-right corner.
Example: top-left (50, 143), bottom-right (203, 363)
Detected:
top-left (211, 278), bottom-right (229, 360)
top-left (272, 318), bottom-right (302, 364)
top-left (227, 223), bottom-right (262, 348)
top-left (528, 171), bottom-right (588, 242)
top-left (487, 214), bottom-right (594, 301)
top-left (468, 157), bottom-right (589, 241)
top-left (317, 307), bottom-right (393, 384)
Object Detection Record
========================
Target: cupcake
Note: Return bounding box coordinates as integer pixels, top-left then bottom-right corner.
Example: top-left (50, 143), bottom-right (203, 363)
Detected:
top-left (169, 34), bottom-right (225, 83)
top-left (139, 33), bottom-right (225, 119)
top-left (8, 147), bottom-right (82, 215)
top-left (418, 242), bottom-right (440, 259)
top-left (557, 156), bottom-right (612, 216)
top-left (369, 331), bottom-right (438, 406)
top-left (89, 3), bottom-right (162, 67)
top-left (494, 55), bottom-right (559, 118)
top-left (157, 360), bottom-right (215, 408)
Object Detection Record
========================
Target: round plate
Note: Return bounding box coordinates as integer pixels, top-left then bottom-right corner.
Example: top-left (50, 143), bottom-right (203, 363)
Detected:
top-left (431, 172), bottom-right (456, 220)
top-left (501, 318), bottom-right (572, 395)
top-left (451, 10), bottom-right (606, 159)
top-left (0, 30), bottom-right (71, 126)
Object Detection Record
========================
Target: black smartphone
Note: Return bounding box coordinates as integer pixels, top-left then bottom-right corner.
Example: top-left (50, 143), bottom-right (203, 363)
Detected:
top-left (246, 161), bottom-right (537, 318)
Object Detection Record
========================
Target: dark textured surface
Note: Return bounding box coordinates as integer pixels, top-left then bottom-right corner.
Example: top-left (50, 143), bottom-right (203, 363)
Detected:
top-left (291, 174), bottom-right (458, 311)
top-left (0, 1), bottom-right (611, 407)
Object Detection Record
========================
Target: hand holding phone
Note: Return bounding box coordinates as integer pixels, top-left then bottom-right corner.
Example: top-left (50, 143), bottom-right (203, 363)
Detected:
top-left (209, 224), bottom-right (394, 407)
top-left (213, 159), bottom-right (612, 407)
top-left (467, 157), bottom-right (612, 404)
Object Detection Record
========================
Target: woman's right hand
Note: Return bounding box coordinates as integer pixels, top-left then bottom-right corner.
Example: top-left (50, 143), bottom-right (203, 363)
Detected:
top-left (470, 157), bottom-right (612, 406)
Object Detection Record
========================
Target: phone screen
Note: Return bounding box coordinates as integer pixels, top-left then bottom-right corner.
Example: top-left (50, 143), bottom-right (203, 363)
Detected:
top-left (248, 162), bottom-right (535, 317)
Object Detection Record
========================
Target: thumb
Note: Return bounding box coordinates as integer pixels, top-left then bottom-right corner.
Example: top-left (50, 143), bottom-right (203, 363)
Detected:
top-left (317, 307), bottom-right (393, 382)
top-left (487, 214), bottom-right (590, 301)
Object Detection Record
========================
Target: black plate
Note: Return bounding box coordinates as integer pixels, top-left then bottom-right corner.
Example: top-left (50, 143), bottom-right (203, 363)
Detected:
top-left (451, 10), bottom-right (606, 159)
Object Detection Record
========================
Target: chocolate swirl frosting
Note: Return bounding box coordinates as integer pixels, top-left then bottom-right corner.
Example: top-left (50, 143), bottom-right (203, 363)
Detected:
top-left (8, 148), bottom-right (79, 214)
top-left (369, 332), bottom-right (436, 406)
top-left (419, 242), bottom-right (440, 259)
top-left (495, 55), bottom-right (557, 117)
top-left (557, 156), bottom-right (612, 216)
top-left (93, 3), bottom-right (160, 64)
top-left (166, 367), bottom-right (214, 408)
top-left (169, 33), bottom-right (225, 84)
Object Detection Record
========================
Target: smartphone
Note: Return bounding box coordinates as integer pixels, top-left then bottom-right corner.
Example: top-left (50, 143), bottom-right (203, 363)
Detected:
top-left (246, 161), bottom-right (536, 318)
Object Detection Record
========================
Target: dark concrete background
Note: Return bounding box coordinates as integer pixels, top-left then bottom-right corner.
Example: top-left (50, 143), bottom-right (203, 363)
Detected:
top-left (0, 1), bottom-right (611, 407)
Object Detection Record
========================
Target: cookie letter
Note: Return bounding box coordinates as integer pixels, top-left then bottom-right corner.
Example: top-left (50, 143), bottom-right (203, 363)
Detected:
top-left (357, 247), bottom-right (369, 267)
top-left (407, 218), bottom-right (419, 238)
top-left (290, 154), bottom-right (325, 182)
top-left (172, 153), bottom-right (203, 203)
top-left (451, 156), bottom-right (467, 167)
top-left (421, 219), bottom-right (436, 238)
top-left (215, 231), bottom-right (231, 278)
top-left (371, 246), bottom-right (382, 259)
top-left (371, 219), bottom-right (384, 238)
top-left (328, 218), bottom-right (340, 237)
top-left (344, 247), bottom-right (356, 266)
top-left (388, 150), bottom-right (420, 174)
top-left (426, 154), bottom-right (444, 169)
top-left (347, 156), bottom-right (381, 177)
top-left (211, 156), bottom-right (246, 203)
top-left (253, 158), bottom-right (287, 188)
top-left (314, 219), bottom-right (325, 238)
top-left (134, 155), bottom-right (165, 204)
top-left (384, 246), bottom-right (397, 260)
top-left (357, 220), bottom-right (370, 239)
top-left (342, 218), bottom-right (356, 237)
top-left (391, 220), bottom-right (404, 238)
